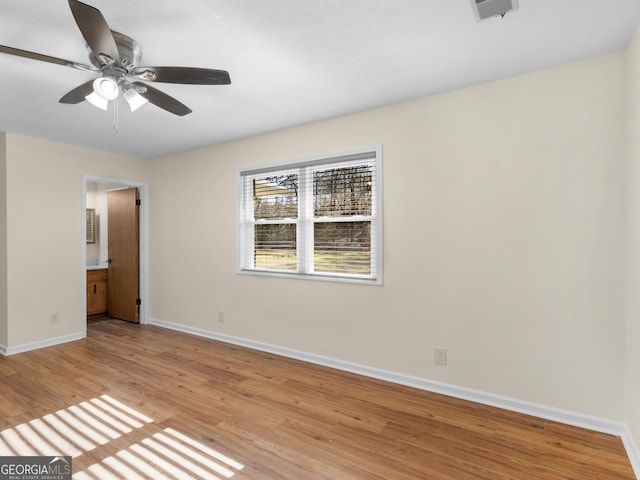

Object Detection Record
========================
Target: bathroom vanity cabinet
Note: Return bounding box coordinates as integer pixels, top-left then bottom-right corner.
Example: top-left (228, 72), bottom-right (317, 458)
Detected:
top-left (87, 268), bottom-right (108, 316)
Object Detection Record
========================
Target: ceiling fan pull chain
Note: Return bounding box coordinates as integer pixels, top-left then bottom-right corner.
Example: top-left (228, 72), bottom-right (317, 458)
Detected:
top-left (112, 98), bottom-right (119, 134)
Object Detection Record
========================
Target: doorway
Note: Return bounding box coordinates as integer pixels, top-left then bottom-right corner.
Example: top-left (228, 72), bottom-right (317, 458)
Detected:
top-left (81, 176), bottom-right (149, 337)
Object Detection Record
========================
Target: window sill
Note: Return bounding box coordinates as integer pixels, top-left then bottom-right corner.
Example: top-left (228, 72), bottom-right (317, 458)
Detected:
top-left (237, 268), bottom-right (382, 286)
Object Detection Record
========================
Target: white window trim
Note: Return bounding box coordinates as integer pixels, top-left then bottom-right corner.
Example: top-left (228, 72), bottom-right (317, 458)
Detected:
top-left (236, 145), bottom-right (383, 285)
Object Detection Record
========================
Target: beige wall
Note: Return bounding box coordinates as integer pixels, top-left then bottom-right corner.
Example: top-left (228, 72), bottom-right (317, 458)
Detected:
top-left (0, 133), bottom-right (7, 348)
top-left (150, 52), bottom-right (627, 419)
top-left (4, 134), bottom-right (149, 348)
top-left (626, 25), bottom-right (640, 447)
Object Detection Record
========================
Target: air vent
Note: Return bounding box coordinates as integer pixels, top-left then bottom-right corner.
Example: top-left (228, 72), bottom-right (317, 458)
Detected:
top-left (472, 0), bottom-right (519, 21)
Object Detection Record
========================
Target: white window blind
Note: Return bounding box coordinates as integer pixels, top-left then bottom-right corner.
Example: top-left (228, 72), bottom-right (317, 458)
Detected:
top-left (238, 147), bottom-right (382, 284)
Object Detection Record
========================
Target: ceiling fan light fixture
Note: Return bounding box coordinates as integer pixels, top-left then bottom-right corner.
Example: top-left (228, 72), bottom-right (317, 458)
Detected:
top-left (85, 91), bottom-right (109, 110)
top-left (92, 76), bottom-right (119, 100)
top-left (123, 88), bottom-right (148, 112)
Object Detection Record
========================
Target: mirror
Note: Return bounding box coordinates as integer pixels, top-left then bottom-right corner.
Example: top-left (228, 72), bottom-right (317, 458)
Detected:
top-left (86, 208), bottom-right (96, 244)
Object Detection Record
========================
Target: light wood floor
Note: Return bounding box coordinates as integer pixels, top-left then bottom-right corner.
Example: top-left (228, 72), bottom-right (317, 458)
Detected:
top-left (0, 318), bottom-right (635, 479)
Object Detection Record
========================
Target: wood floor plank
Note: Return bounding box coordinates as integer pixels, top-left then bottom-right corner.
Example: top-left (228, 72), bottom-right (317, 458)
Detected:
top-left (0, 318), bottom-right (635, 479)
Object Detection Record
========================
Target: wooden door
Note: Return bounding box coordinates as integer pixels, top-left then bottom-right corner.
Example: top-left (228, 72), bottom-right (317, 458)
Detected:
top-left (107, 188), bottom-right (139, 323)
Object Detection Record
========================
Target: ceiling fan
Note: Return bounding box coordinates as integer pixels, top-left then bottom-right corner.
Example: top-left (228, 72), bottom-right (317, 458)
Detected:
top-left (0, 0), bottom-right (231, 116)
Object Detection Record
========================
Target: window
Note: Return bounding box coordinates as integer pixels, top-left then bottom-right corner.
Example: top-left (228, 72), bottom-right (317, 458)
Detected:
top-left (238, 147), bottom-right (382, 284)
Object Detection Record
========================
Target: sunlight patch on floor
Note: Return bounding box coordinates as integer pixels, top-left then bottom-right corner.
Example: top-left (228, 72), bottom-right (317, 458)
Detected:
top-left (75, 427), bottom-right (244, 480)
top-left (0, 393), bottom-right (244, 479)
top-left (0, 395), bottom-right (152, 456)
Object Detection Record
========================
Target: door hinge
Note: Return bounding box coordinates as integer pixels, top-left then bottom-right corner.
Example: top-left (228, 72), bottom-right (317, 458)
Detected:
top-left (136, 199), bottom-right (141, 206)
top-left (136, 298), bottom-right (141, 306)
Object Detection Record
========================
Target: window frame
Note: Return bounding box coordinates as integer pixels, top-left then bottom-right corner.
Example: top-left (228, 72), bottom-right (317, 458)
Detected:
top-left (237, 146), bottom-right (383, 285)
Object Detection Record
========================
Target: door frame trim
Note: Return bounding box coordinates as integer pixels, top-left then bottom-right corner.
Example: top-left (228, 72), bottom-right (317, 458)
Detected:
top-left (81, 175), bottom-right (150, 335)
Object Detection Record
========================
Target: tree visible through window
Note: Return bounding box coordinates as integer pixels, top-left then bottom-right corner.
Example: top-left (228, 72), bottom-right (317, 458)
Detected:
top-left (238, 148), bottom-right (382, 284)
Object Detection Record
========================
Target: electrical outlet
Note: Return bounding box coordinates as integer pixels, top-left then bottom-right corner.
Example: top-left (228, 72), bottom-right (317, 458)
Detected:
top-left (434, 347), bottom-right (447, 366)
top-left (217, 311), bottom-right (225, 324)
top-left (49, 313), bottom-right (60, 325)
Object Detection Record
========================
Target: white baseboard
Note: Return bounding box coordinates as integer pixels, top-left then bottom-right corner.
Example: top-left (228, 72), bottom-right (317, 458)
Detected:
top-left (148, 317), bottom-right (639, 478)
top-left (2, 332), bottom-right (85, 356)
top-left (623, 425), bottom-right (640, 479)
top-left (0, 343), bottom-right (6, 356)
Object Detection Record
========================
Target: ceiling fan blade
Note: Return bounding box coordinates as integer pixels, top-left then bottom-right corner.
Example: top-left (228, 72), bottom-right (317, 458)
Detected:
top-left (0, 44), bottom-right (95, 71)
top-left (131, 82), bottom-right (192, 116)
top-left (59, 80), bottom-right (95, 104)
top-left (68, 0), bottom-right (120, 64)
top-left (130, 66), bottom-right (231, 85)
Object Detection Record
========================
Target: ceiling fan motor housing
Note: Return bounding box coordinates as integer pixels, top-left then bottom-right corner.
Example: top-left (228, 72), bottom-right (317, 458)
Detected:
top-left (472, 0), bottom-right (519, 21)
top-left (88, 31), bottom-right (142, 72)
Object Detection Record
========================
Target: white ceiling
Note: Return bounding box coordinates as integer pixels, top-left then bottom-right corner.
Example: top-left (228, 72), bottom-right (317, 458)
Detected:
top-left (1, 0), bottom-right (639, 159)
